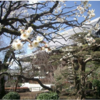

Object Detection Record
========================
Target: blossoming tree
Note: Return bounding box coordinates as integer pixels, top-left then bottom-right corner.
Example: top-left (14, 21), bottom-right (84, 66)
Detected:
top-left (0, 0), bottom-right (97, 99)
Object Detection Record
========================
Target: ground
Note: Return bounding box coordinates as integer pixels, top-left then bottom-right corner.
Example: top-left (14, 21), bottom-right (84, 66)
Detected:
top-left (18, 91), bottom-right (76, 100)
top-left (19, 91), bottom-right (41, 100)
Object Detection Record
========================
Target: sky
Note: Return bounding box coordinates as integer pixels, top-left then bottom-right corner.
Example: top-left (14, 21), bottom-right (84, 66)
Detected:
top-left (64, 1), bottom-right (100, 20)
top-left (27, 1), bottom-right (100, 54)
top-left (86, 1), bottom-right (100, 20)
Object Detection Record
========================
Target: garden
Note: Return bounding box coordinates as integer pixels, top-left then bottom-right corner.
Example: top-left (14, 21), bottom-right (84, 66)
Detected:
top-left (0, 1), bottom-right (100, 100)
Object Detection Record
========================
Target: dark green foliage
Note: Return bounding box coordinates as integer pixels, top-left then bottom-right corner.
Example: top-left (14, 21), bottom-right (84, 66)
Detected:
top-left (92, 79), bottom-right (100, 87)
top-left (92, 51), bottom-right (100, 58)
top-left (92, 79), bottom-right (100, 97)
top-left (2, 92), bottom-right (20, 100)
top-left (36, 92), bottom-right (59, 100)
top-left (76, 51), bottom-right (88, 57)
top-left (95, 38), bottom-right (100, 44)
top-left (69, 32), bottom-right (88, 44)
top-left (49, 54), bottom-right (63, 66)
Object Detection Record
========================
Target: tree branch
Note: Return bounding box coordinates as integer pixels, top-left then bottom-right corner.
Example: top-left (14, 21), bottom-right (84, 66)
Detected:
top-left (1, 27), bottom-right (20, 36)
top-left (0, 45), bottom-right (11, 51)
top-left (0, 72), bottom-right (54, 92)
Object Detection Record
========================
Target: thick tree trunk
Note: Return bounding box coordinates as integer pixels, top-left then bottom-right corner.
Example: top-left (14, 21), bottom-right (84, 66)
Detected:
top-left (0, 76), bottom-right (5, 99)
top-left (0, 61), bottom-right (5, 99)
top-left (0, 49), bottom-right (12, 98)
top-left (77, 58), bottom-right (86, 100)
top-left (72, 58), bottom-right (80, 94)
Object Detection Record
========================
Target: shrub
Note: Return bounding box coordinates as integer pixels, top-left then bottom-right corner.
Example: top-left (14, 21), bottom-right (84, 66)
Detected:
top-left (92, 79), bottom-right (100, 97)
top-left (36, 91), bottom-right (59, 100)
top-left (2, 92), bottom-right (20, 100)
top-left (92, 79), bottom-right (100, 88)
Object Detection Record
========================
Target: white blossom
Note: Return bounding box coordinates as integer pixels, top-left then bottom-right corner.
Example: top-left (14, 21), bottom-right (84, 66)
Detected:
top-left (74, 18), bottom-right (77, 21)
top-left (44, 33), bottom-right (46, 35)
top-left (79, 34), bottom-right (81, 37)
top-left (64, 4), bottom-right (66, 6)
top-left (67, 53), bottom-right (70, 55)
top-left (11, 39), bottom-right (23, 50)
top-left (29, 0), bottom-right (39, 4)
top-left (3, 8), bottom-right (6, 13)
top-left (89, 37), bottom-right (95, 43)
top-left (54, 9), bottom-right (58, 14)
top-left (82, 1), bottom-right (88, 7)
top-left (32, 40), bottom-right (39, 47)
top-left (20, 27), bottom-right (33, 36)
top-left (27, 27), bottom-right (33, 33)
top-left (6, 62), bottom-right (9, 64)
top-left (44, 20), bottom-right (48, 23)
top-left (19, 29), bottom-right (24, 34)
top-left (95, 23), bottom-right (99, 30)
top-left (83, 16), bottom-right (86, 18)
top-left (75, 12), bottom-right (78, 16)
top-left (60, 58), bottom-right (63, 61)
top-left (41, 47), bottom-right (45, 51)
top-left (87, 33), bottom-right (91, 36)
top-left (78, 15), bottom-right (80, 17)
top-left (15, 42), bottom-right (23, 50)
top-left (65, 48), bottom-right (69, 51)
top-left (28, 43), bottom-right (34, 49)
top-left (36, 36), bottom-right (44, 42)
top-left (88, 4), bottom-right (91, 7)
top-left (20, 33), bottom-right (30, 40)
top-left (57, 18), bottom-right (64, 22)
top-left (88, 9), bottom-right (95, 18)
top-left (1, 16), bottom-right (4, 20)
top-left (85, 36), bottom-right (95, 44)
top-left (77, 6), bottom-right (84, 14)
top-left (45, 48), bottom-right (52, 53)
top-left (88, 43), bottom-right (91, 45)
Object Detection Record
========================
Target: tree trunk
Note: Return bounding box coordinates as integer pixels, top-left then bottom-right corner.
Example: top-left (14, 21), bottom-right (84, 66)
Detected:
top-left (0, 61), bottom-right (5, 99)
top-left (0, 76), bottom-right (5, 99)
top-left (15, 79), bottom-right (19, 92)
top-left (77, 58), bottom-right (86, 100)
top-left (72, 58), bottom-right (80, 94)
top-left (0, 49), bottom-right (13, 99)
